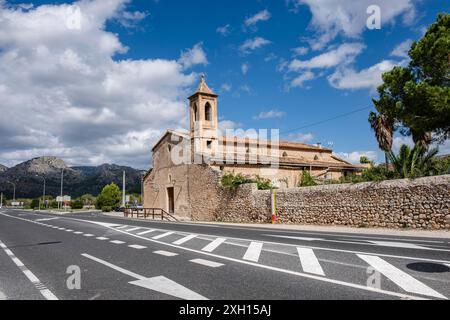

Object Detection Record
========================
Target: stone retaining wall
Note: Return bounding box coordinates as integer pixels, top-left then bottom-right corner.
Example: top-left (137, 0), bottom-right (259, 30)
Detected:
top-left (213, 175), bottom-right (450, 230)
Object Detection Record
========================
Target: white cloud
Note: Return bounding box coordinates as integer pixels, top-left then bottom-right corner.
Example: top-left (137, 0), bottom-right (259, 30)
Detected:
top-left (245, 9), bottom-right (271, 28)
top-left (239, 37), bottom-right (271, 54)
top-left (287, 133), bottom-right (315, 143)
top-left (291, 46), bottom-right (309, 56)
top-left (0, 0), bottom-right (199, 169)
top-left (241, 63), bottom-right (250, 75)
top-left (335, 151), bottom-right (378, 164)
top-left (220, 83), bottom-right (232, 93)
top-left (328, 60), bottom-right (396, 90)
top-left (178, 42), bottom-right (208, 69)
top-left (390, 39), bottom-right (413, 58)
top-left (291, 0), bottom-right (416, 49)
top-left (290, 71), bottom-right (315, 88)
top-left (288, 43), bottom-right (365, 71)
top-left (216, 24), bottom-right (230, 36)
top-left (253, 109), bottom-right (286, 120)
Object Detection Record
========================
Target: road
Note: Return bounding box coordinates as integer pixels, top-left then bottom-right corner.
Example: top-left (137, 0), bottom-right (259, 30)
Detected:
top-left (0, 208), bottom-right (449, 300)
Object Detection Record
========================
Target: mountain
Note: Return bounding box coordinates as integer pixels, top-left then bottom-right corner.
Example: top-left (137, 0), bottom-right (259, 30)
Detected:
top-left (0, 157), bottom-right (146, 199)
top-left (0, 164), bottom-right (7, 173)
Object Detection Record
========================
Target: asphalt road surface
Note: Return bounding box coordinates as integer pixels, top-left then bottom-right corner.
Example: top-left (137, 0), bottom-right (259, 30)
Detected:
top-left (0, 208), bottom-right (449, 300)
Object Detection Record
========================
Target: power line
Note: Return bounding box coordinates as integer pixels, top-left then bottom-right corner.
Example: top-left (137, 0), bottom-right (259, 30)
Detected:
top-left (280, 106), bottom-right (372, 136)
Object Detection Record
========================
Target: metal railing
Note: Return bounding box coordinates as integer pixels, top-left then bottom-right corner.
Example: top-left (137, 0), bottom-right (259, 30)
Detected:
top-left (124, 208), bottom-right (178, 222)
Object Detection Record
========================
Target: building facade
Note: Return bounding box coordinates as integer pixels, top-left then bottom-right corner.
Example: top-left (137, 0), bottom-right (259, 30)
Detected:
top-left (143, 77), bottom-right (363, 220)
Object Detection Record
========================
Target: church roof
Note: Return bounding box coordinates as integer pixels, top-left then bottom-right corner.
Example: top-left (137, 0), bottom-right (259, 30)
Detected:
top-left (189, 75), bottom-right (217, 99)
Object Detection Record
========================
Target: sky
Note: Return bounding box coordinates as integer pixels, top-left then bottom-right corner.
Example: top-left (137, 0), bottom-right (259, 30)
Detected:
top-left (0, 0), bottom-right (448, 169)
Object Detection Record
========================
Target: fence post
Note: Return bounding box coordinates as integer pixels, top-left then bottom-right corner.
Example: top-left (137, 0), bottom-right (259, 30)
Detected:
top-left (271, 189), bottom-right (277, 224)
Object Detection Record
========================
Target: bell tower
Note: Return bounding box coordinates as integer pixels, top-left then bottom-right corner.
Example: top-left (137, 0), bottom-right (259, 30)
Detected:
top-left (188, 75), bottom-right (219, 157)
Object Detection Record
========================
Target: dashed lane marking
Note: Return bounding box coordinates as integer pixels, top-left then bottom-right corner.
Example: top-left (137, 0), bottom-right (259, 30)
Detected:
top-left (74, 231), bottom-right (83, 234)
top-left (0, 240), bottom-right (58, 300)
top-left (110, 240), bottom-right (126, 245)
top-left (83, 234), bottom-right (94, 237)
top-left (96, 237), bottom-right (109, 241)
top-left (190, 259), bottom-right (224, 268)
top-left (128, 245), bottom-right (147, 250)
top-left (154, 250), bottom-right (178, 257)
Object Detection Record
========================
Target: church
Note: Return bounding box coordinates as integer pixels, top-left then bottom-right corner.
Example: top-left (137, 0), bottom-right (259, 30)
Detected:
top-left (143, 76), bottom-right (363, 219)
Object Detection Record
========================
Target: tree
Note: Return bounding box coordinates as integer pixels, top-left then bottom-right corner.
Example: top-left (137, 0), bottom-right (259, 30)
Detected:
top-left (96, 183), bottom-right (121, 211)
top-left (71, 198), bottom-right (84, 210)
top-left (298, 170), bottom-right (317, 187)
top-left (387, 143), bottom-right (439, 179)
top-left (371, 13), bottom-right (450, 150)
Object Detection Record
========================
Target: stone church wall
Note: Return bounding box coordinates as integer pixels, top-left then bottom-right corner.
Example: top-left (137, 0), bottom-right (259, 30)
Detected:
top-left (213, 175), bottom-right (450, 230)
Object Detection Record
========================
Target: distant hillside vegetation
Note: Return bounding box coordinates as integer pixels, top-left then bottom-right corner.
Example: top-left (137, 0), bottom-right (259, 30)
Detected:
top-left (0, 157), bottom-right (146, 198)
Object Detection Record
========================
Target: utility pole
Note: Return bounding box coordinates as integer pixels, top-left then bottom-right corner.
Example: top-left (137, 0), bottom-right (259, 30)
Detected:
top-left (122, 170), bottom-right (126, 208)
top-left (0, 192), bottom-right (3, 208)
top-left (7, 181), bottom-right (15, 203)
top-left (36, 175), bottom-right (46, 211)
top-left (59, 169), bottom-right (64, 210)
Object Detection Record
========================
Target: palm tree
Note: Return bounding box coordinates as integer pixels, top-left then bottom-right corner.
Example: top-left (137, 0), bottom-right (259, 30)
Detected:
top-left (369, 112), bottom-right (394, 169)
top-left (387, 143), bottom-right (439, 178)
top-left (411, 129), bottom-right (433, 151)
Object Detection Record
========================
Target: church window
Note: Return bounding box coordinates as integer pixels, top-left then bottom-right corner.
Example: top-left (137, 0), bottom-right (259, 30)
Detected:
top-left (283, 152), bottom-right (288, 157)
top-left (314, 155), bottom-right (319, 161)
top-left (205, 102), bottom-right (212, 121)
top-left (207, 140), bottom-right (212, 149)
top-left (194, 104), bottom-right (199, 121)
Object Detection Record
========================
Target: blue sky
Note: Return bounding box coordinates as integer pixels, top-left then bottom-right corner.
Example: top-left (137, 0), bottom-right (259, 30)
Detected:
top-left (0, 0), bottom-right (448, 168)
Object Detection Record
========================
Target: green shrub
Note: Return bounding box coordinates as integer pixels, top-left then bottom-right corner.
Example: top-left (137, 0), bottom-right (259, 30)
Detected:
top-left (299, 170), bottom-right (317, 187)
top-left (71, 198), bottom-right (84, 210)
top-left (30, 199), bottom-right (40, 210)
top-left (101, 206), bottom-right (112, 212)
top-left (221, 172), bottom-right (275, 190)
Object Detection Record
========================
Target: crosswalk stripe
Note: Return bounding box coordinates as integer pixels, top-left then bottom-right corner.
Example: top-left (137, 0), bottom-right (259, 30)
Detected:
top-left (152, 232), bottom-right (174, 240)
top-left (297, 247), bottom-right (325, 276)
top-left (173, 234), bottom-right (197, 245)
top-left (358, 254), bottom-right (446, 299)
top-left (137, 229), bottom-right (155, 236)
top-left (126, 227), bottom-right (141, 232)
top-left (243, 242), bottom-right (263, 262)
top-left (202, 238), bottom-right (227, 252)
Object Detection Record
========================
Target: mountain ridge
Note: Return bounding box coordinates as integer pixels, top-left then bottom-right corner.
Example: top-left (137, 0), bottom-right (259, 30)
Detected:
top-left (0, 157), bottom-right (147, 198)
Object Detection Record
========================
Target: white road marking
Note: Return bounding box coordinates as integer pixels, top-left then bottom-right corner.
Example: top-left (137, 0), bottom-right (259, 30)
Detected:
top-left (74, 231), bottom-right (83, 234)
top-left (267, 235), bottom-right (324, 241)
top-left (128, 245), bottom-right (147, 250)
top-left (116, 226), bottom-right (128, 229)
top-left (0, 240), bottom-right (58, 300)
top-left (202, 238), bottom-right (227, 252)
top-left (297, 248), bottom-right (325, 276)
top-left (58, 228), bottom-right (66, 230)
top-left (243, 242), bottom-right (263, 262)
top-left (137, 229), bottom-right (155, 236)
top-left (190, 259), bottom-right (224, 268)
top-left (152, 231), bottom-right (175, 240)
top-left (110, 240), bottom-right (126, 245)
top-left (81, 253), bottom-right (207, 300)
top-left (35, 218), bottom-right (59, 222)
top-left (65, 229), bottom-right (74, 232)
top-left (126, 227), bottom-right (141, 232)
top-left (173, 234), bottom-right (197, 245)
top-left (154, 250), bottom-right (178, 257)
top-left (358, 254), bottom-right (446, 299)
top-left (368, 241), bottom-right (428, 250)
top-left (83, 234), bottom-right (94, 237)
top-left (96, 237), bottom-right (109, 241)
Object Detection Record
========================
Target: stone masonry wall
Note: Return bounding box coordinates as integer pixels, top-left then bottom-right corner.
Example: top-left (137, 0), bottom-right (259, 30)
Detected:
top-left (213, 175), bottom-right (450, 230)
